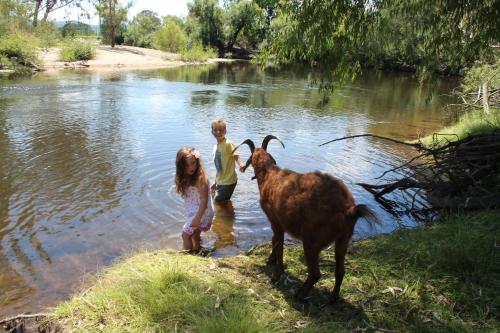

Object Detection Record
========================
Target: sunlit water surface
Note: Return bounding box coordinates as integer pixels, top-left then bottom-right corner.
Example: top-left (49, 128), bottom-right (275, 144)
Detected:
top-left (0, 63), bottom-right (457, 316)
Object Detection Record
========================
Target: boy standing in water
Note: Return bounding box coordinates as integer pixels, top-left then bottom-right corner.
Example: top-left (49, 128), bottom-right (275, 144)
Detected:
top-left (211, 119), bottom-right (245, 202)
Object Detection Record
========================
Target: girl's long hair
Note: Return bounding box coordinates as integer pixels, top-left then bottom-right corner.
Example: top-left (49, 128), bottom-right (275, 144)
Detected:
top-left (175, 147), bottom-right (203, 197)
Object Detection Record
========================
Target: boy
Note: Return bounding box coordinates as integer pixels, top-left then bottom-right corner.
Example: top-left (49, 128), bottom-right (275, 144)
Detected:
top-left (211, 119), bottom-right (245, 202)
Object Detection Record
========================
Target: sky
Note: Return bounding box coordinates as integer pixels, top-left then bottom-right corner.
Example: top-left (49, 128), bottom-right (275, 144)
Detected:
top-left (51, 0), bottom-right (191, 25)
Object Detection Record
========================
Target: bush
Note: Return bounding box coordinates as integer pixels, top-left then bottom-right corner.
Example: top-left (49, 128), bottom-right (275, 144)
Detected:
top-left (59, 40), bottom-right (95, 62)
top-left (34, 21), bottom-right (60, 48)
top-left (180, 43), bottom-right (217, 62)
top-left (152, 20), bottom-right (187, 53)
top-left (0, 33), bottom-right (38, 68)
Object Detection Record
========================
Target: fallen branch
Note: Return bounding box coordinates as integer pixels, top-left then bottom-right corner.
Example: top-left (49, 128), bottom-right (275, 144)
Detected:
top-left (0, 313), bottom-right (49, 325)
top-left (319, 134), bottom-right (424, 149)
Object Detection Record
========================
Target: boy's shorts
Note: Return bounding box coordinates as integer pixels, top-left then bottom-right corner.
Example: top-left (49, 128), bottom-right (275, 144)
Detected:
top-left (214, 183), bottom-right (237, 202)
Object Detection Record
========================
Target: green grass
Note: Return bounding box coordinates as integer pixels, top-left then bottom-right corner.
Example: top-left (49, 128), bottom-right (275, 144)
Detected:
top-left (180, 44), bottom-right (217, 63)
top-left (59, 40), bottom-right (96, 62)
top-left (49, 210), bottom-right (500, 332)
top-left (420, 109), bottom-right (500, 148)
top-left (0, 33), bottom-right (39, 68)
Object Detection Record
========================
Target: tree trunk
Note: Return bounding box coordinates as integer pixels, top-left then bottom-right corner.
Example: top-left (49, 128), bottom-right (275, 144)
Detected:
top-left (482, 82), bottom-right (490, 114)
top-left (33, 0), bottom-right (42, 27)
top-left (42, 0), bottom-right (57, 23)
top-left (110, 0), bottom-right (116, 47)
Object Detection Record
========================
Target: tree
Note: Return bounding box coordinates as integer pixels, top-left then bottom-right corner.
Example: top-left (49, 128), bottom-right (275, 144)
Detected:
top-left (224, 0), bottom-right (265, 51)
top-left (259, 0), bottom-right (500, 85)
top-left (96, 0), bottom-right (130, 47)
top-left (30, 0), bottom-right (87, 27)
top-left (124, 10), bottom-right (161, 47)
top-left (61, 21), bottom-right (94, 38)
top-left (152, 20), bottom-right (187, 53)
top-left (0, 0), bottom-right (31, 34)
top-left (187, 0), bottom-right (224, 55)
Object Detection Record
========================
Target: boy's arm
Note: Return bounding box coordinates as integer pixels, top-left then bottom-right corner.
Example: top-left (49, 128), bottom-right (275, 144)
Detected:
top-left (234, 155), bottom-right (245, 173)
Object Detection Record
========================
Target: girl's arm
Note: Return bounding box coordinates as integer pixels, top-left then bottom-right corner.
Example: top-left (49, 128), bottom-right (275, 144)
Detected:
top-left (190, 173), bottom-right (209, 228)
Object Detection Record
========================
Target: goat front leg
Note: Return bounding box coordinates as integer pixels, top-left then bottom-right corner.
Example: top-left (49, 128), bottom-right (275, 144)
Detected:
top-left (268, 223), bottom-right (285, 280)
top-left (295, 241), bottom-right (321, 301)
top-left (332, 238), bottom-right (348, 303)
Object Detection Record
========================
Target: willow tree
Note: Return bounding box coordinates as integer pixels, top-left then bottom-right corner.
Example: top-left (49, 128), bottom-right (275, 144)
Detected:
top-left (259, 0), bottom-right (500, 86)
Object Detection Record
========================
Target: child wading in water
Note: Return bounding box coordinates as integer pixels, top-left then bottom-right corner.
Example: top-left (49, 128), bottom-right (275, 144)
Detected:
top-left (175, 147), bottom-right (214, 252)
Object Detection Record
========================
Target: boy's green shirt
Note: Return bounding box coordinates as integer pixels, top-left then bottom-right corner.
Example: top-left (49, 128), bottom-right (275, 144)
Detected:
top-left (213, 138), bottom-right (238, 185)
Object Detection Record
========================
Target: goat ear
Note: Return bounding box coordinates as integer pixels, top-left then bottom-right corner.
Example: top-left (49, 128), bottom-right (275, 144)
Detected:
top-left (270, 155), bottom-right (277, 165)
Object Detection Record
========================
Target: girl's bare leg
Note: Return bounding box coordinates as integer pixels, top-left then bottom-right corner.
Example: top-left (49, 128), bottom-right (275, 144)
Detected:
top-left (192, 229), bottom-right (201, 252)
top-left (182, 232), bottom-right (193, 251)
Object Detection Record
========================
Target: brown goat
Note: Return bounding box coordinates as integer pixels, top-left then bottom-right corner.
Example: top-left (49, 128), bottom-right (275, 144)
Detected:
top-left (234, 135), bottom-right (379, 302)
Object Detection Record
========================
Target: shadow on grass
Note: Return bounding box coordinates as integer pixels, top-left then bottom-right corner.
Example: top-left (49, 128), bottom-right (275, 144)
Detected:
top-left (249, 253), bottom-right (370, 330)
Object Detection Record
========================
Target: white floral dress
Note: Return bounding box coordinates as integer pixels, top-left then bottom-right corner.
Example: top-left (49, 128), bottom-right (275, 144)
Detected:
top-left (182, 185), bottom-right (214, 235)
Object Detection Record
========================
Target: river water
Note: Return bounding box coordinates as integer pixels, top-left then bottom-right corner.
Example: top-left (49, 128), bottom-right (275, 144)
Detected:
top-left (0, 63), bottom-right (456, 316)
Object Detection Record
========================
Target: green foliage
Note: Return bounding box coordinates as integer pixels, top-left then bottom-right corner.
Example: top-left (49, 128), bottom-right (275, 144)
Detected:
top-left (0, 0), bottom-right (30, 35)
top-left (259, 0), bottom-right (500, 83)
top-left (34, 21), bottom-right (61, 48)
top-left (61, 21), bottom-right (95, 38)
top-left (180, 43), bottom-right (217, 62)
top-left (462, 52), bottom-right (500, 93)
top-left (0, 33), bottom-right (38, 68)
top-left (124, 10), bottom-right (161, 48)
top-left (152, 20), bottom-right (188, 53)
top-left (420, 109), bottom-right (500, 148)
top-left (188, 0), bottom-right (224, 51)
top-left (96, 0), bottom-right (130, 46)
top-left (224, 0), bottom-right (266, 50)
top-left (59, 40), bottom-right (95, 62)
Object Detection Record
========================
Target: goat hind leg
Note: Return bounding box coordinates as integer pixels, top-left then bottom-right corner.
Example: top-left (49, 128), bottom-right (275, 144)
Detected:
top-left (332, 238), bottom-right (348, 303)
top-left (295, 243), bottom-right (321, 301)
top-left (268, 225), bottom-right (285, 280)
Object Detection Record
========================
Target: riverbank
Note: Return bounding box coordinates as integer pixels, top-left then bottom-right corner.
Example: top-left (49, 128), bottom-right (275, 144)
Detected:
top-left (4, 210), bottom-right (497, 332)
top-left (36, 45), bottom-right (231, 71)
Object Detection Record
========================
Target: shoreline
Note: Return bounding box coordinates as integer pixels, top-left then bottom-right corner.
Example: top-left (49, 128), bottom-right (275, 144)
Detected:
top-left (36, 44), bottom-right (236, 72)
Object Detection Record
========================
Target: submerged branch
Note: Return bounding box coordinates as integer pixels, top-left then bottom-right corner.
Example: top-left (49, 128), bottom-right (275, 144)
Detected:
top-left (319, 134), bottom-right (424, 149)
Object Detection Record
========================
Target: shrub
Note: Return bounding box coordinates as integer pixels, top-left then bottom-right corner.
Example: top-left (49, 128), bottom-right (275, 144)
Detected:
top-left (152, 20), bottom-right (187, 53)
top-left (34, 21), bottom-right (61, 48)
top-left (180, 43), bottom-right (217, 62)
top-left (59, 40), bottom-right (95, 62)
top-left (0, 33), bottom-right (38, 68)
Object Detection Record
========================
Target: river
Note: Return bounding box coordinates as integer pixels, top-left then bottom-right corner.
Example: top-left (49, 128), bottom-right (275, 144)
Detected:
top-left (0, 62), bottom-right (457, 316)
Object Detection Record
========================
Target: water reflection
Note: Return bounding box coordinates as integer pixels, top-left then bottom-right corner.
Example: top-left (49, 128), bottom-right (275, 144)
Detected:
top-left (0, 63), bottom-right (457, 317)
top-left (212, 201), bottom-right (236, 249)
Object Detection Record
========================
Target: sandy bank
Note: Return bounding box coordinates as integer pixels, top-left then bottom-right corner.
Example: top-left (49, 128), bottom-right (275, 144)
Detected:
top-left (37, 44), bottom-right (230, 71)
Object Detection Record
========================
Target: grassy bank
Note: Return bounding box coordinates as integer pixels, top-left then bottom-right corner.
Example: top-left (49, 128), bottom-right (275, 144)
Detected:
top-left (420, 109), bottom-right (500, 148)
top-left (47, 210), bottom-right (499, 332)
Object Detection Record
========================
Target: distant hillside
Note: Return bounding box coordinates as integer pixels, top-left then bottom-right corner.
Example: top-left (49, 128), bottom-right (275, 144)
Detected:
top-left (55, 20), bottom-right (99, 34)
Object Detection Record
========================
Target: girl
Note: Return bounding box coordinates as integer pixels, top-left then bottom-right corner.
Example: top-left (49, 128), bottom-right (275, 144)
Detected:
top-left (175, 147), bottom-right (214, 252)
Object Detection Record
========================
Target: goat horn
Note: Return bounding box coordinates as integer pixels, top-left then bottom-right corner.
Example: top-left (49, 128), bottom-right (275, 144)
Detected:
top-left (261, 135), bottom-right (285, 151)
top-left (232, 139), bottom-right (255, 154)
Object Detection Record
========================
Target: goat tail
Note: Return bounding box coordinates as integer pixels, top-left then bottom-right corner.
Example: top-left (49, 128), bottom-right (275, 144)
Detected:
top-left (347, 204), bottom-right (381, 228)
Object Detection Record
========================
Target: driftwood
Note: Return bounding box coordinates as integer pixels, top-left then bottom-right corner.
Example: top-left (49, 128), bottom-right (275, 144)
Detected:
top-left (321, 133), bottom-right (500, 218)
top-left (0, 313), bottom-right (59, 333)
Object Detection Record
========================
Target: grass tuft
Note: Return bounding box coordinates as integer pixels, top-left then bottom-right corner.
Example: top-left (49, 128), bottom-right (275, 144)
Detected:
top-left (420, 109), bottom-right (500, 148)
